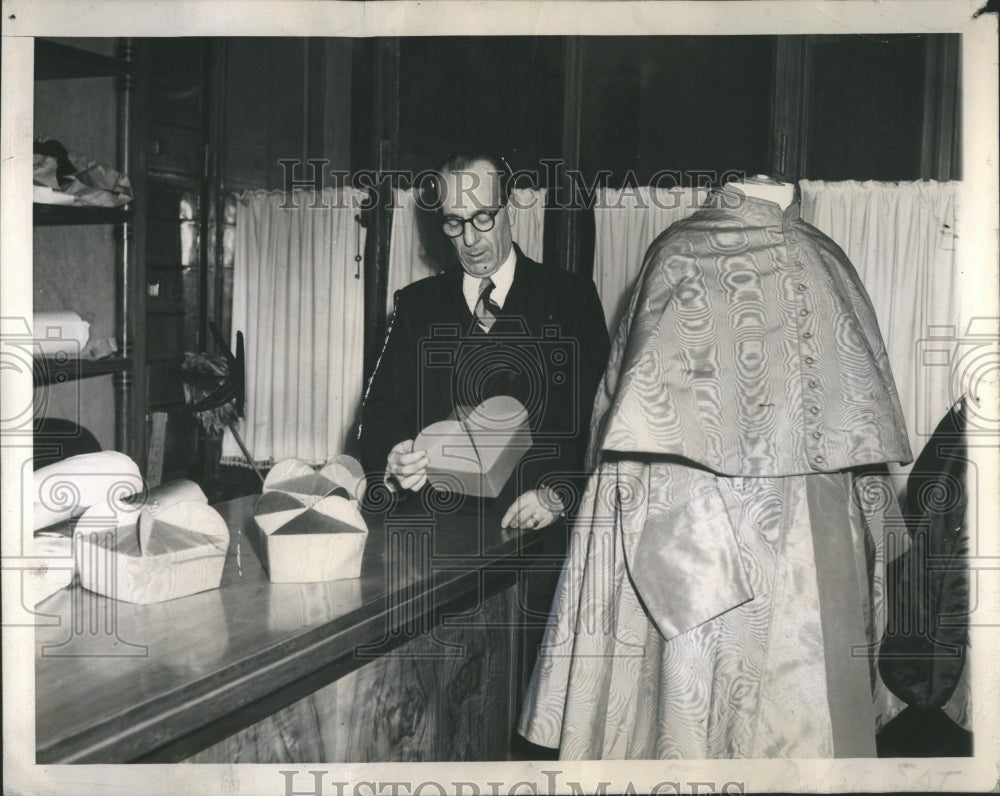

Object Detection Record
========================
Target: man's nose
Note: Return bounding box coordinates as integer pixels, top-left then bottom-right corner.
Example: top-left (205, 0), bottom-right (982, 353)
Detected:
top-left (462, 220), bottom-right (479, 246)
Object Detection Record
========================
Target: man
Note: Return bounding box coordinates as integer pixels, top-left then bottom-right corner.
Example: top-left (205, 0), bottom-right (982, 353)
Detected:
top-left (359, 151), bottom-right (610, 532)
top-left (359, 155), bottom-right (609, 727)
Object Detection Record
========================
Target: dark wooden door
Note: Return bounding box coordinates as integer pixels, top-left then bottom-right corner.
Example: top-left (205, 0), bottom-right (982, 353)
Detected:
top-left (141, 37), bottom-right (213, 484)
top-left (579, 36), bottom-right (776, 186)
top-left (771, 34), bottom-right (961, 182)
top-left (139, 38), bottom-right (323, 492)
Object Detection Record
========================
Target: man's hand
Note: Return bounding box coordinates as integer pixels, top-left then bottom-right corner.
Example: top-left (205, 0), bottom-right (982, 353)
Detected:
top-left (386, 439), bottom-right (429, 492)
top-left (501, 488), bottom-right (564, 530)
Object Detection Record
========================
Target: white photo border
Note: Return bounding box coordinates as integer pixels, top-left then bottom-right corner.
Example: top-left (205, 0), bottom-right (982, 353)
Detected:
top-left (3, 2), bottom-right (997, 794)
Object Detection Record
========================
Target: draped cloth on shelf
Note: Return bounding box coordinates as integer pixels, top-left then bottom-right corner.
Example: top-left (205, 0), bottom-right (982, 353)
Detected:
top-left (800, 180), bottom-right (960, 473)
top-left (592, 186), bottom-right (710, 334)
top-left (386, 186), bottom-right (546, 314)
top-left (222, 188), bottom-right (366, 467)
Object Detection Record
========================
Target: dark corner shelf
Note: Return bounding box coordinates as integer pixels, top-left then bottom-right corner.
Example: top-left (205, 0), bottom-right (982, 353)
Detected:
top-left (34, 356), bottom-right (132, 387)
top-left (35, 39), bottom-right (129, 81)
top-left (33, 204), bottom-right (133, 226)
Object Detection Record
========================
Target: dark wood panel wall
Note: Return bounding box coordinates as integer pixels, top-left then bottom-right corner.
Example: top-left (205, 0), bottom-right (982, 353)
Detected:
top-left (322, 39), bottom-right (355, 175)
top-left (920, 34), bottom-right (961, 181)
top-left (772, 34), bottom-right (960, 183)
top-left (770, 37), bottom-right (810, 182)
top-left (554, 37), bottom-right (584, 276)
top-left (392, 37), bottom-right (566, 175)
top-left (222, 38), bottom-right (317, 191)
top-left (806, 35), bottom-right (929, 181)
top-left (359, 38), bottom-right (400, 386)
top-left (579, 36), bottom-right (776, 185)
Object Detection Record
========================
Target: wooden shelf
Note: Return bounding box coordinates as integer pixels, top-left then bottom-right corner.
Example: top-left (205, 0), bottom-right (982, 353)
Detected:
top-left (35, 39), bottom-right (128, 81)
top-left (33, 203), bottom-right (133, 226)
top-left (33, 356), bottom-right (132, 387)
top-left (31, 35), bottom-right (148, 467)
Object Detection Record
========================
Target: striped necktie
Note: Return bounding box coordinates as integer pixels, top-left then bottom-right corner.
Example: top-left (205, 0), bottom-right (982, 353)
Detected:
top-left (475, 277), bottom-right (501, 332)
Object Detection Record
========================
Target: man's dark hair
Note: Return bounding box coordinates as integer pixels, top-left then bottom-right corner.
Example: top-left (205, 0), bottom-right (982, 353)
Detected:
top-left (425, 152), bottom-right (514, 210)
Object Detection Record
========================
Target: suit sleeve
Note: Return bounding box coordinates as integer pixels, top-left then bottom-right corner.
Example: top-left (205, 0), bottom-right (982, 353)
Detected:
top-left (520, 277), bottom-right (611, 512)
top-left (358, 291), bottom-right (420, 480)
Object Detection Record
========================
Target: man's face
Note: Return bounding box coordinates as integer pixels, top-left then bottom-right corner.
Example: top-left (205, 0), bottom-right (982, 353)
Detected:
top-left (439, 160), bottom-right (513, 278)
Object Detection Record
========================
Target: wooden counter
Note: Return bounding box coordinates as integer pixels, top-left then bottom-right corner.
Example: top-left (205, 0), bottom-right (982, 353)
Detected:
top-left (35, 492), bottom-right (546, 763)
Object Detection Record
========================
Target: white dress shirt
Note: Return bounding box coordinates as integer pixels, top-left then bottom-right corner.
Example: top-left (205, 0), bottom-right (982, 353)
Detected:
top-left (462, 246), bottom-right (517, 313)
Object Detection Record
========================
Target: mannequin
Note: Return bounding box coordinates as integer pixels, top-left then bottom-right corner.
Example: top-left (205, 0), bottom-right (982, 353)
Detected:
top-left (726, 173), bottom-right (795, 210)
top-left (519, 158), bottom-right (912, 760)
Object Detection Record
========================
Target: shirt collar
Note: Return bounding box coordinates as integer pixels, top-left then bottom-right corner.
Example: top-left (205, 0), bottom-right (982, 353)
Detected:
top-left (462, 244), bottom-right (517, 310)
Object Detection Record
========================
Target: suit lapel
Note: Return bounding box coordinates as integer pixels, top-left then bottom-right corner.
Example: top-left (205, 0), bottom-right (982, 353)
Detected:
top-left (447, 245), bottom-right (535, 335)
top-left (499, 244), bottom-right (533, 322)
top-left (440, 264), bottom-right (474, 330)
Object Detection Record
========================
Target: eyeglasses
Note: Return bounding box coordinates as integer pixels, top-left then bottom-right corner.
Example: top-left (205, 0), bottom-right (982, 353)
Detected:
top-left (439, 205), bottom-right (504, 238)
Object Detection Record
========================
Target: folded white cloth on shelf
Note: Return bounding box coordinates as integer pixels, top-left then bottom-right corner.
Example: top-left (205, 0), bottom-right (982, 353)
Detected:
top-left (33, 185), bottom-right (77, 205)
top-left (33, 311), bottom-right (91, 357)
top-left (33, 451), bottom-right (143, 531)
top-left (29, 533), bottom-right (75, 604)
top-left (33, 141), bottom-right (134, 208)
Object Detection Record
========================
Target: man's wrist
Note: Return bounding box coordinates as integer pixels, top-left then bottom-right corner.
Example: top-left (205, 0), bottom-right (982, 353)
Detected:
top-left (539, 486), bottom-right (565, 516)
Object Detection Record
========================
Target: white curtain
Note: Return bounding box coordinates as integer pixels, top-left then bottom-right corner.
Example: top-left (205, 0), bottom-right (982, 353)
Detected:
top-left (386, 186), bottom-right (547, 314)
top-left (222, 187), bottom-right (367, 467)
top-left (592, 186), bottom-right (711, 334)
top-left (800, 180), bottom-right (960, 469)
top-left (508, 185), bottom-right (547, 264)
top-left (385, 187), bottom-right (440, 315)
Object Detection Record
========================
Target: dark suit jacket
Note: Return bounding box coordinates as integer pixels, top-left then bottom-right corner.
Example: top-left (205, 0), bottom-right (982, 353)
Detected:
top-left (359, 244), bottom-right (610, 515)
top-left (880, 397), bottom-right (968, 711)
